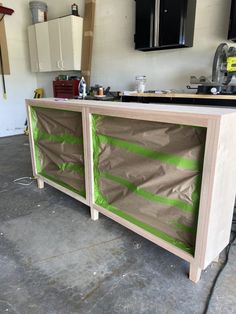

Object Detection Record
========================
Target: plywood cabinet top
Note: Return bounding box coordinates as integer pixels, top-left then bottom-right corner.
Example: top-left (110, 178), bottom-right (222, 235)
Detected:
top-left (26, 98), bottom-right (236, 118)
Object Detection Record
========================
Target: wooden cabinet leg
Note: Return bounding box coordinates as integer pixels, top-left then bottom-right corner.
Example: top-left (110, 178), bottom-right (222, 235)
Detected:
top-left (189, 263), bottom-right (202, 283)
top-left (90, 208), bottom-right (99, 221)
top-left (37, 178), bottom-right (44, 189)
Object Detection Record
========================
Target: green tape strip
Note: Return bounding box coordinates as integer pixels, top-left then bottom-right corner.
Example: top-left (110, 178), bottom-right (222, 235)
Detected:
top-left (98, 134), bottom-right (200, 171)
top-left (38, 131), bottom-right (83, 145)
top-left (40, 171), bottom-right (86, 198)
top-left (31, 107), bottom-right (42, 173)
top-left (93, 115), bottom-right (103, 203)
top-left (95, 192), bottom-right (193, 254)
top-left (58, 163), bottom-right (84, 176)
top-left (92, 114), bottom-right (194, 255)
top-left (101, 172), bottom-right (195, 212)
top-left (172, 222), bottom-right (195, 234)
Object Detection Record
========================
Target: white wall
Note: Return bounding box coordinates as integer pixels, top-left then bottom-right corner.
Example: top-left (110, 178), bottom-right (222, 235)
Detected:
top-left (0, 0), bottom-right (84, 137)
top-left (91, 0), bottom-right (233, 91)
top-left (0, 0), bottom-right (37, 137)
top-left (0, 0), bottom-right (233, 137)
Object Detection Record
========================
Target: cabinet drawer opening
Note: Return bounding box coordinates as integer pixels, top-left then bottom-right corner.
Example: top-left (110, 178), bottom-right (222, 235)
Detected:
top-left (92, 114), bottom-right (206, 254)
top-left (31, 107), bottom-right (85, 197)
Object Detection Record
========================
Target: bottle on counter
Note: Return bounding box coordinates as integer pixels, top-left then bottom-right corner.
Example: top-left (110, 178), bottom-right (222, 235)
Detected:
top-left (79, 77), bottom-right (87, 98)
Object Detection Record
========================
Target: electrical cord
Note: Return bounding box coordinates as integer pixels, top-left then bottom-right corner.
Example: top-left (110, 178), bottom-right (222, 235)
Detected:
top-left (13, 176), bottom-right (36, 186)
top-left (203, 219), bottom-right (236, 314)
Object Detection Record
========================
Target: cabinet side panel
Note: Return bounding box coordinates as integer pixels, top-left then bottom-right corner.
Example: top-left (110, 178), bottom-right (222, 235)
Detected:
top-left (197, 115), bottom-right (236, 268)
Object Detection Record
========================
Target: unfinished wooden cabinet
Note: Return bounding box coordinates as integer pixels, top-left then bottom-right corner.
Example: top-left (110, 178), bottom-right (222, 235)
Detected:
top-left (28, 16), bottom-right (83, 72)
top-left (26, 99), bottom-right (236, 283)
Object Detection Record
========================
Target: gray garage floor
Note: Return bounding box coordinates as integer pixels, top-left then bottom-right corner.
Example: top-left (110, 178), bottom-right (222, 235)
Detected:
top-left (0, 135), bottom-right (235, 314)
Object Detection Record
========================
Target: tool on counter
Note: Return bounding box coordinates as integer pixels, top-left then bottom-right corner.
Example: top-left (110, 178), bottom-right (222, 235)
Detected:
top-left (188, 43), bottom-right (236, 95)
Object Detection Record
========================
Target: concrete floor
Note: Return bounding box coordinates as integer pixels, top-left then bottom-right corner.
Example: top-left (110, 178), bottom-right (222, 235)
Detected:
top-left (0, 135), bottom-right (235, 314)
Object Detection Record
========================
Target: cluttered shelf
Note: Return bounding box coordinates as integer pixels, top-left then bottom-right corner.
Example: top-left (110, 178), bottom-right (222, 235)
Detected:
top-left (121, 91), bottom-right (236, 106)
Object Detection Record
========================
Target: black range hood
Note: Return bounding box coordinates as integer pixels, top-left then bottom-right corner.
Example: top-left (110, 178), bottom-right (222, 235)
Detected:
top-left (134, 0), bottom-right (196, 51)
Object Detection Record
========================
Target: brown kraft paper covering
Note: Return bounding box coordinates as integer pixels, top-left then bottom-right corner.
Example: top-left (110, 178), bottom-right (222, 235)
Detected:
top-left (95, 115), bottom-right (206, 250)
top-left (34, 107), bottom-right (85, 195)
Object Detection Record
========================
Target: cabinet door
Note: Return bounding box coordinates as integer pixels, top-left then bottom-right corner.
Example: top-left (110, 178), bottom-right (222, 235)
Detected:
top-left (59, 16), bottom-right (83, 70)
top-left (159, 0), bottom-right (187, 46)
top-left (135, 0), bottom-right (156, 50)
top-left (35, 22), bottom-right (52, 72)
top-left (48, 19), bottom-right (63, 71)
top-left (28, 26), bottom-right (39, 72)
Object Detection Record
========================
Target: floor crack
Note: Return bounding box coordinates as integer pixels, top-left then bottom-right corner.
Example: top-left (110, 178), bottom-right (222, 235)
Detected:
top-left (35, 235), bottom-right (124, 264)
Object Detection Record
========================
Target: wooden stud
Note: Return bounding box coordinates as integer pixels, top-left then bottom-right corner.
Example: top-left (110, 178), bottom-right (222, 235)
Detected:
top-left (81, 0), bottom-right (96, 85)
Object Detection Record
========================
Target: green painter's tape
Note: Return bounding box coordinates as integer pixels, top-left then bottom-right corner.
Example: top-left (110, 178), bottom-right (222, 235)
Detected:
top-left (93, 115), bottom-right (103, 203)
top-left (38, 132), bottom-right (83, 145)
top-left (31, 107), bottom-right (42, 173)
top-left (101, 172), bottom-right (195, 212)
top-left (98, 134), bottom-right (200, 172)
top-left (40, 171), bottom-right (86, 198)
top-left (92, 114), bottom-right (194, 255)
top-left (58, 163), bottom-right (84, 176)
top-left (172, 222), bottom-right (195, 234)
top-left (95, 194), bottom-right (193, 254)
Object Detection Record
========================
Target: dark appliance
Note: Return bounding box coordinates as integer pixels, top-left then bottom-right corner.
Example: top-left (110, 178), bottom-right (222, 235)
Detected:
top-left (228, 0), bottom-right (236, 42)
top-left (134, 0), bottom-right (196, 51)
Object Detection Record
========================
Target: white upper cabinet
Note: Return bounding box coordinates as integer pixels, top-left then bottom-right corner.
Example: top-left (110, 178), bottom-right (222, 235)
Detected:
top-left (28, 16), bottom-right (83, 72)
top-left (48, 19), bottom-right (62, 71)
top-left (35, 21), bottom-right (51, 72)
